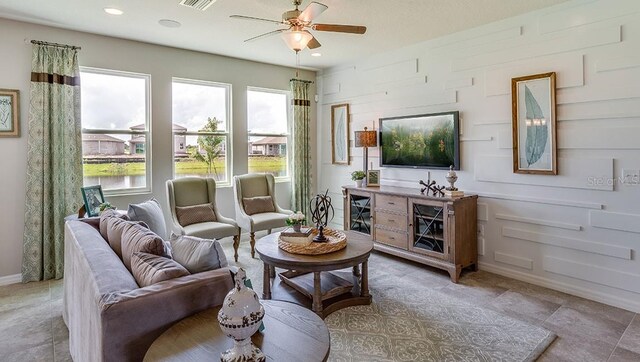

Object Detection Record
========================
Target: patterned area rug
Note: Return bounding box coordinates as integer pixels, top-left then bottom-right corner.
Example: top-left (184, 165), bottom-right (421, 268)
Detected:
top-left (222, 238), bottom-right (555, 362)
top-left (325, 277), bottom-right (556, 362)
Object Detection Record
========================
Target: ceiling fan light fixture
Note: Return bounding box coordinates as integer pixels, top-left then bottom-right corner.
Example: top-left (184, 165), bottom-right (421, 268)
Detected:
top-left (281, 29), bottom-right (313, 52)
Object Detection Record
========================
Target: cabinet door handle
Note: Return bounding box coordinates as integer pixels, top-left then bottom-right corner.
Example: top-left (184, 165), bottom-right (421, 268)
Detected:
top-left (388, 219), bottom-right (395, 223)
top-left (388, 202), bottom-right (395, 205)
top-left (389, 236), bottom-right (395, 240)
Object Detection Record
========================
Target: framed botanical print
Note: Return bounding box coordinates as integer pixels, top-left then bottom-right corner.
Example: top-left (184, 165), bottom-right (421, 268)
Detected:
top-left (81, 185), bottom-right (105, 217)
top-left (331, 103), bottom-right (350, 165)
top-left (0, 89), bottom-right (20, 137)
top-left (366, 170), bottom-right (380, 187)
top-left (511, 72), bottom-right (557, 175)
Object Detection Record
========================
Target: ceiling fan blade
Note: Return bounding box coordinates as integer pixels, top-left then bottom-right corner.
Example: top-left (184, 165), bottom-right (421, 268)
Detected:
top-left (304, 31), bottom-right (321, 49)
top-left (230, 15), bottom-right (285, 25)
top-left (313, 24), bottom-right (367, 34)
top-left (298, 1), bottom-right (328, 23)
top-left (244, 29), bottom-right (287, 43)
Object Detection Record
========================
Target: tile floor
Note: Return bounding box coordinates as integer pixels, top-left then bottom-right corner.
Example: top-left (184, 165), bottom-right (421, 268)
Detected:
top-left (0, 239), bottom-right (638, 361)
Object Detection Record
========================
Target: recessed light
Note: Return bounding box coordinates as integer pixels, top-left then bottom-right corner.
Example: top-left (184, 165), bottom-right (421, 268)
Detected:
top-left (311, 52), bottom-right (322, 57)
top-left (158, 19), bottom-right (182, 28)
top-left (104, 7), bottom-right (124, 15)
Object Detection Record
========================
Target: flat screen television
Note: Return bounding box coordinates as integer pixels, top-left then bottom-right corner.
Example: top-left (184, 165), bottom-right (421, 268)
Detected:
top-left (379, 111), bottom-right (460, 170)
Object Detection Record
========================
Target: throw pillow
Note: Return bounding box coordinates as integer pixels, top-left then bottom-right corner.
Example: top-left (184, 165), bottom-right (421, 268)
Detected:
top-left (175, 203), bottom-right (217, 227)
top-left (106, 218), bottom-right (148, 258)
top-left (120, 222), bottom-right (169, 271)
top-left (131, 252), bottom-right (190, 287)
top-left (99, 209), bottom-right (128, 242)
top-left (170, 234), bottom-right (228, 274)
top-left (243, 196), bottom-right (275, 215)
top-left (127, 198), bottom-right (168, 239)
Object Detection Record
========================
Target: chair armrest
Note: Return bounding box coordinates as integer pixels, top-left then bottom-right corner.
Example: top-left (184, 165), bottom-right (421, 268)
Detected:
top-left (216, 214), bottom-right (238, 228)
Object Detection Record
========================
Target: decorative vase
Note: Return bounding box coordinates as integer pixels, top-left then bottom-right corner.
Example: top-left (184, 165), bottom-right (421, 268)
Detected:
top-left (355, 179), bottom-right (363, 187)
top-left (445, 165), bottom-right (458, 191)
top-left (293, 224), bottom-right (302, 233)
top-left (217, 268), bottom-right (265, 362)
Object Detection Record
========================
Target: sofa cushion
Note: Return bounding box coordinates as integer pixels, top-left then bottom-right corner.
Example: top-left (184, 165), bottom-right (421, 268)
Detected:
top-left (106, 218), bottom-right (148, 258)
top-left (127, 199), bottom-right (167, 239)
top-left (130, 252), bottom-right (190, 287)
top-left (170, 235), bottom-right (228, 274)
top-left (99, 209), bottom-right (128, 242)
top-left (121, 222), bottom-right (168, 271)
top-left (243, 196), bottom-right (275, 215)
top-left (175, 203), bottom-right (217, 227)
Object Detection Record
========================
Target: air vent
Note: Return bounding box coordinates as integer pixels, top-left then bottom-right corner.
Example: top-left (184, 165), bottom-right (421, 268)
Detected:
top-left (179, 0), bottom-right (217, 11)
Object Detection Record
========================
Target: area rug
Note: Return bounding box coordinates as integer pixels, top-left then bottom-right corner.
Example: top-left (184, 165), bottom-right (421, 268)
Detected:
top-left (325, 277), bottom-right (556, 362)
top-left (222, 239), bottom-right (556, 362)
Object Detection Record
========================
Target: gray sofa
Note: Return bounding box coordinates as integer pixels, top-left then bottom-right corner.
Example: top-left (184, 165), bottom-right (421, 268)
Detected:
top-left (63, 220), bottom-right (234, 362)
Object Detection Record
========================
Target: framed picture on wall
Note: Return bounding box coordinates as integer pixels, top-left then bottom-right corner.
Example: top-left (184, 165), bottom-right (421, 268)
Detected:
top-left (366, 170), bottom-right (380, 187)
top-left (331, 103), bottom-right (350, 165)
top-left (511, 72), bottom-right (557, 175)
top-left (81, 185), bottom-right (105, 217)
top-left (0, 89), bottom-right (20, 137)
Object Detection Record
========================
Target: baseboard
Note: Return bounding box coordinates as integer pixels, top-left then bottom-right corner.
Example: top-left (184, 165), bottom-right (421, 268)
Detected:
top-left (478, 262), bottom-right (640, 313)
top-left (0, 273), bottom-right (21, 286)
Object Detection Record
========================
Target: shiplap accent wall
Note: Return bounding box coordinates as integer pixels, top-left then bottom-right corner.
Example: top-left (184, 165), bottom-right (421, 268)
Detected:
top-left (317, 0), bottom-right (640, 312)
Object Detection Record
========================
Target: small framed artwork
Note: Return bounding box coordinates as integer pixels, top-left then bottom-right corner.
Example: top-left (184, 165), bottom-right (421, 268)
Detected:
top-left (81, 185), bottom-right (105, 217)
top-left (511, 72), bottom-right (557, 175)
top-left (366, 170), bottom-right (380, 187)
top-left (0, 89), bottom-right (20, 137)
top-left (331, 103), bottom-right (350, 165)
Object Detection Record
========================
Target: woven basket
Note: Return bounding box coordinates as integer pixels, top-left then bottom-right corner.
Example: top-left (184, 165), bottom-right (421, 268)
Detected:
top-left (278, 228), bottom-right (347, 255)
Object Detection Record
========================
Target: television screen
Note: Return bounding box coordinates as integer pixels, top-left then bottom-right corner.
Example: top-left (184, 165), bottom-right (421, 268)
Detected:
top-left (379, 111), bottom-right (460, 170)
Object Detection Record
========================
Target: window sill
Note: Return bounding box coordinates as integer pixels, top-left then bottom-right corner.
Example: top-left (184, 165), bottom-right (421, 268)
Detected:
top-left (104, 188), bottom-right (152, 198)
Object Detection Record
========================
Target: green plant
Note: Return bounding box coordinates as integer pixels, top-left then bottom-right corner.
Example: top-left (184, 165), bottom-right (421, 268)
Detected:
top-left (190, 117), bottom-right (225, 178)
top-left (99, 202), bottom-right (115, 213)
top-left (351, 170), bottom-right (366, 181)
top-left (286, 211), bottom-right (306, 226)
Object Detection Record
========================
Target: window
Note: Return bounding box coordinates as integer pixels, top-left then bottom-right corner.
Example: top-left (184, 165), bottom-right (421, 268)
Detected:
top-left (172, 78), bottom-right (231, 185)
top-left (80, 68), bottom-right (151, 194)
top-left (247, 88), bottom-right (290, 178)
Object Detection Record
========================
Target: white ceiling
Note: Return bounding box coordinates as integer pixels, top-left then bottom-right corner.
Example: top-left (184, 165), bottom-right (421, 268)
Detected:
top-left (0, 0), bottom-right (569, 70)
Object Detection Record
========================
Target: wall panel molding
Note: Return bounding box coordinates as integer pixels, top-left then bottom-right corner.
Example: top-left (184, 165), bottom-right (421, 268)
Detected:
top-left (596, 56), bottom-right (640, 73)
top-left (590, 210), bottom-right (640, 234)
top-left (544, 256), bottom-right (640, 294)
top-left (494, 251), bottom-right (533, 270)
top-left (502, 227), bottom-right (631, 259)
top-left (496, 214), bottom-right (582, 231)
top-left (477, 203), bottom-right (489, 221)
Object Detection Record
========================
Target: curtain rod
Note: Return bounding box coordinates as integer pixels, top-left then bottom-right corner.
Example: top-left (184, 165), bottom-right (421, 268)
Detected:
top-left (30, 39), bottom-right (81, 50)
top-left (290, 78), bottom-right (314, 84)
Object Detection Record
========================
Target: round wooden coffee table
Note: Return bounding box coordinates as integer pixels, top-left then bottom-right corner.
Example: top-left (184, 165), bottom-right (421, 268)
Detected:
top-left (143, 300), bottom-right (330, 362)
top-left (255, 230), bottom-right (373, 319)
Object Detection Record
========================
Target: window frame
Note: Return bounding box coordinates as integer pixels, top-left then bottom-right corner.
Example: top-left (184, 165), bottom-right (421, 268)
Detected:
top-left (171, 77), bottom-right (233, 187)
top-left (247, 86), bottom-right (292, 182)
top-left (80, 67), bottom-right (152, 196)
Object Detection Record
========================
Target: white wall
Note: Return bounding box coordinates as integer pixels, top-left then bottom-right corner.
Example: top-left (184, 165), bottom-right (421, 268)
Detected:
top-left (318, 0), bottom-right (640, 312)
top-left (0, 18), bottom-right (316, 280)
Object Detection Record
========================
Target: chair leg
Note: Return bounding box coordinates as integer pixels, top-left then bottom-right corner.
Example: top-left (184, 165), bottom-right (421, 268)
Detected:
top-left (232, 235), bottom-right (240, 262)
top-left (250, 232), bottom-right (256, 258)
top-left (267, 229), bottom-right (272, 234)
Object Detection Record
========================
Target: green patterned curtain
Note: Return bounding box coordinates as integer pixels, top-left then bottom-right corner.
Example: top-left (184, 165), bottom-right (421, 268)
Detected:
top-left (22, 42), bottom-right (83, 282)
top-left (290, 79), bottom-right (312, 221)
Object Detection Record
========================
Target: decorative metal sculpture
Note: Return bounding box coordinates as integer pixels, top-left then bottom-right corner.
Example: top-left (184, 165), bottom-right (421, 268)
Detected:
top-left (419, 179), bottom-right (446, 197)
top-left (445, 165), bottom-right (458, 191)
top-left (309, 189), bottom-right (335, 242)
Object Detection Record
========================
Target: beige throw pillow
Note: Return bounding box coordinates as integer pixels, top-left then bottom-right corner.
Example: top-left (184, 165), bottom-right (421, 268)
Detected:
top-left (175, 203), bottom-right (217, 227)
top-left (106, 218), bottom-right (148, 258)
top-left (99, 209), bottom-right (128, 242)
top-left (243, 196), bottom-right (275, 215)
top-left (131, 252), bottom-right (190, 287)
top-left (121, 222), bottom-right (168, 271)
top-left (170, 235), bottom-right (228, 274)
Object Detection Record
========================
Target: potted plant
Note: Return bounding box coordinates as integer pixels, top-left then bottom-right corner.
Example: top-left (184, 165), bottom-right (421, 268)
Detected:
top-left (286, 211), bottom-right (306, 232)
top-left (351, 171), bottom-right (366, 187)
top-left (98, 202), bottom-right (115, 214)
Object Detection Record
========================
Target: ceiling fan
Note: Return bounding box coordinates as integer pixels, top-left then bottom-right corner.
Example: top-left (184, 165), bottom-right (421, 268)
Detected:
top-left (230, 0), bottom-right (367, 52)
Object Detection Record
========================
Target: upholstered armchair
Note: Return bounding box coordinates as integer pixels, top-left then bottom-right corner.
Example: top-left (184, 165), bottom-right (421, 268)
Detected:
top-left (166, 177), bottom-right (242, 261)
top-left (233, 173), bottom-right (293, 257)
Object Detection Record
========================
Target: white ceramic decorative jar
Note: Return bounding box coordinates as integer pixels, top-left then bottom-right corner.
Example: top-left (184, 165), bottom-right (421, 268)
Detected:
top-left (217, 268), bottom-right (266, 362)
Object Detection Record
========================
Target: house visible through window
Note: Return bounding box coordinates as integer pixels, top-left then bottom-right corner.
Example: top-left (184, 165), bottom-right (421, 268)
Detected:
top-left (247, 88), bottom-right (290, 178)
top-left (80, 68), bottom-right (151, 193)
top-left (172, 78), bottom-right (232, 185)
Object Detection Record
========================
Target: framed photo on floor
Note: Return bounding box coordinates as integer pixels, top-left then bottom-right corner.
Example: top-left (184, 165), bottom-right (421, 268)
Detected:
top-left (81, 185), bottom-right (105, 217)
top-left (331, 103), bottom-right (350, 165)
top-left (0, 89), bottom-right (20, 137)
top-left (366, 170), bottom-right (380, 187)
top-left (511, 72), bottom-right (557, 175)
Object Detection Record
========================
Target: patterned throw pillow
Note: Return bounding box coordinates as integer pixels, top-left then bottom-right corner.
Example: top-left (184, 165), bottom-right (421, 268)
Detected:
top-left (170, 235), bottom-right (228, 274)
top-left (131, 252), bottom-right (190, 287)
top-left (120, 222), bottom-right (169, 272)
top-left (175, 203), bottom-right (217, 227)
top-left (242, 196), bottom-right (275, 215)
